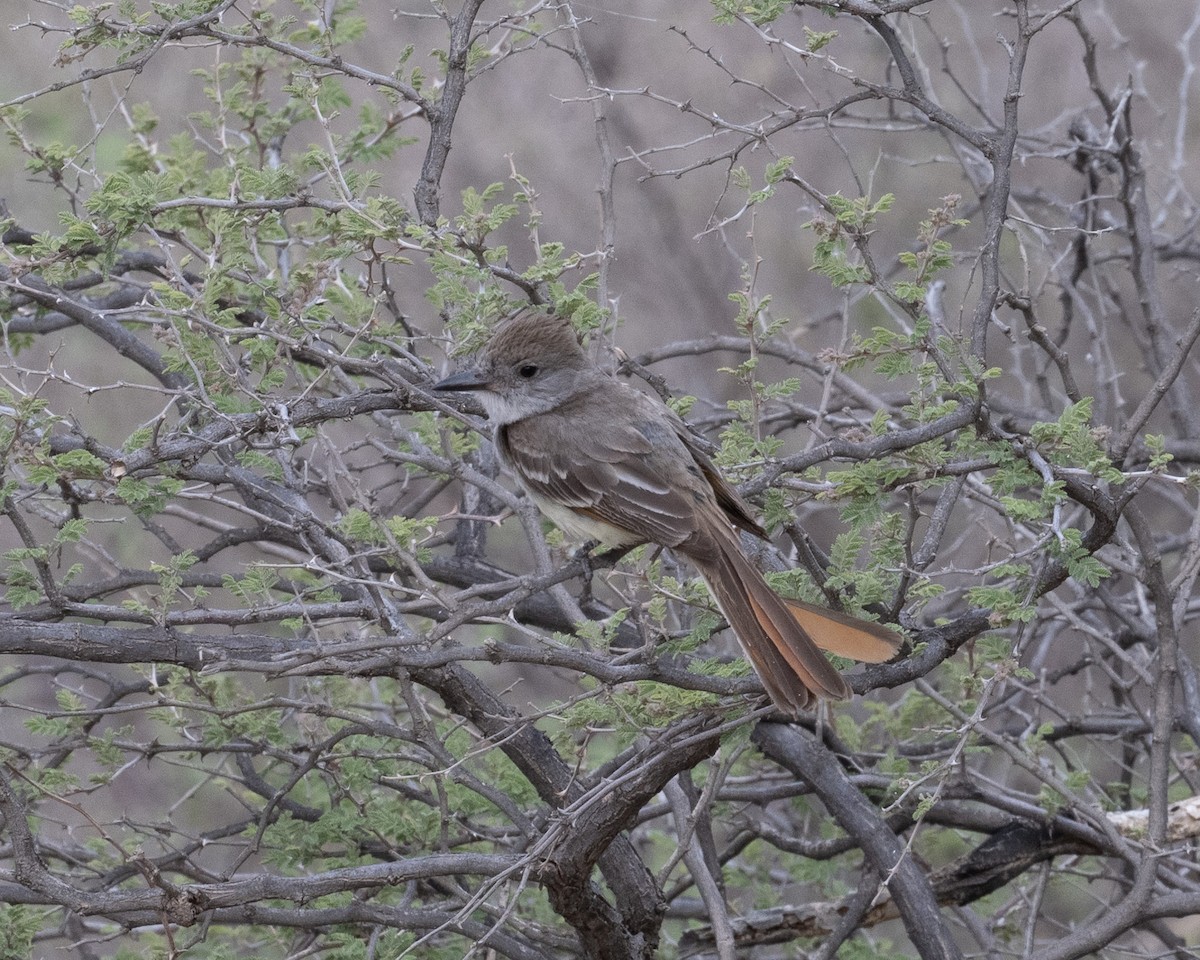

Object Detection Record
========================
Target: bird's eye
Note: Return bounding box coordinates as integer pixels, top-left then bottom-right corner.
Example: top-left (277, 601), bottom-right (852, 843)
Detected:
top-left (518, 363), bottom-right (538, 379)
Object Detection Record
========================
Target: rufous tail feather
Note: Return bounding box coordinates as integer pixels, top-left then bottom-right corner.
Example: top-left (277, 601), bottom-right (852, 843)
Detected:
top-left (695, 533), bottom-right (852, 715)
top-left (781, 598), bottom-right (902, 664)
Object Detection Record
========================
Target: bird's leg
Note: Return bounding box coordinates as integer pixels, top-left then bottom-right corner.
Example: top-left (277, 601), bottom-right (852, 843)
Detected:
top-left (571, 535), bottom-right (604, 604)
top-left (572, 541), bottom-right (636, 606)
top-left (570, 540), bottom-right (603, 606)
top-left (570, 539), bottom-right (601, 564)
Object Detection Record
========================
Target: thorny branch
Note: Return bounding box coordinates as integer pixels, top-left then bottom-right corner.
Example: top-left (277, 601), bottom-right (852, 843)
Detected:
top-left (0, 1), bottom-right (1197, 958)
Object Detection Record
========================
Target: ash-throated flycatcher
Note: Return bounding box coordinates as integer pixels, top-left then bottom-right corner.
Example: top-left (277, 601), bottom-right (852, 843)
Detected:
top-left (433, 310), bottom-right (900, 715)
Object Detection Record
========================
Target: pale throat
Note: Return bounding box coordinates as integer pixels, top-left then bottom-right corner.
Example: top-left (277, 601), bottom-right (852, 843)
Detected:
top-left (474, 388), bottom-right (544, 426)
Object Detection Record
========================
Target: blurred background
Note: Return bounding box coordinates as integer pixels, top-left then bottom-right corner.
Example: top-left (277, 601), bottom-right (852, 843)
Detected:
top-left (4, 2), bottom-right (1195, 373)
top-left (2, 2), bottom-right (1199, 958)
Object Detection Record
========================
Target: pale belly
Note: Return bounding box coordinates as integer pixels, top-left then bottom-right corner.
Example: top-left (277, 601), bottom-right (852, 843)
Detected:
top-left (524, 488), bottom-right (645, 548)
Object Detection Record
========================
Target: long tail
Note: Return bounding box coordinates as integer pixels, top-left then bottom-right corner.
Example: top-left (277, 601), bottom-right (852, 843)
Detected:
top-left (782, 598), bottom-right (902, 664)
top-left (691, 532), bottom-right (901, 716)
top-left (694, 533), bottom-right (849, 714)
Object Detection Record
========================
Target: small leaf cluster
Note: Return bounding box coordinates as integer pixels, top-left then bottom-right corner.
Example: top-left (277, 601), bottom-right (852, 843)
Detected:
top-left (807, 193), bottom-right (895, 288)
top-left (712, 0), bottom-right (790, 26)
top-left (893, 195), bottom-right (967, 305)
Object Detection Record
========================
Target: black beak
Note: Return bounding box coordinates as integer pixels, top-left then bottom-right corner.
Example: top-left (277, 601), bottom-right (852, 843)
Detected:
top-left (432, 368), bottom-right (490, 392)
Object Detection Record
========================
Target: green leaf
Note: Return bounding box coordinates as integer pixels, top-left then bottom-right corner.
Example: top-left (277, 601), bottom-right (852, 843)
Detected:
top-left (804, 27), bottom-right (837, 51)
top-left (52, 449), bottom-right (107, 478)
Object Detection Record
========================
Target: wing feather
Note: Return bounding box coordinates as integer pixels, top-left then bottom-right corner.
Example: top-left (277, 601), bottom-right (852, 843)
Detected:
top-left (497, 383), bottom-right (705, 547)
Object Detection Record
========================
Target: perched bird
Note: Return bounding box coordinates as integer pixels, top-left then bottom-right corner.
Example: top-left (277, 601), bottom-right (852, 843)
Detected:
top-left (434, 310), bottom-right (900, 714)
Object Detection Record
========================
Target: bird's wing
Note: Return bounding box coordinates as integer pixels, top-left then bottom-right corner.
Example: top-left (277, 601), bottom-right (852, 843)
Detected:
top-left (672, 421), bottom-right (767, 539)
top-left (497, 384), bottom-right (705, 547)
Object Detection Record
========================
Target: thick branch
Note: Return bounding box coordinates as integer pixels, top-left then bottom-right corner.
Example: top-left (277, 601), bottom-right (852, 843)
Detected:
top-left (753, 723), bottom-right (963, 960)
